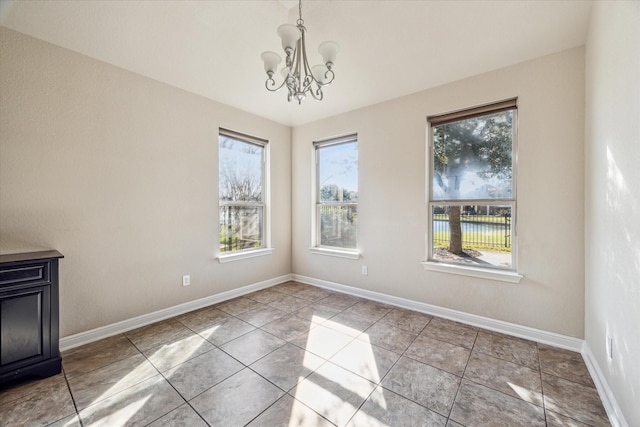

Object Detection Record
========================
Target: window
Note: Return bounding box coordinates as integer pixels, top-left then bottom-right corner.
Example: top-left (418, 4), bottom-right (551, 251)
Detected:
top-left (426, 99), bottom-right (518, 274)
top-left (218, 128), bottom-right (267, 256)
top-left (313, 135), bottom-right (358, 256)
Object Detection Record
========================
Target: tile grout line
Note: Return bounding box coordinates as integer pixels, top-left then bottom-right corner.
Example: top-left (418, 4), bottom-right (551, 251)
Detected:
top-left (445, 324), bottom-right (480, 425)
top-left (256, 291), bottom-right (389, 426)
top-left (64, 334), bottom-right (150, 425)
top-left (295, 292), bottom-right (384, 425)
top-left (453, 346), bottom-right (548, 413)
top-left (287, 289), bottom-right (606, 425)
top-left (130, 328), bottom-right (211, 427)
top-left (174, 288), bottom-right (330, 422)
top-left (340, 308), bottom-right (398, 427)
top-left (61, 367), bottom-right (84, 427)
top-left (537, 342), bottom-right (549, 427)
top-left (367, 314), bottom-right (454, 420)
top-left (364, 313), bottom-right (454, 419)
top-left (35, 283), bottom-right (607, 427)
top-left (242, 284), bottom-right (347, 426)
top-left (62, 334), bottom-right (142, 382)
top-left (118, 333), bottom-right (181, 426)
top-left (72, 327), bottom-right (210, 426)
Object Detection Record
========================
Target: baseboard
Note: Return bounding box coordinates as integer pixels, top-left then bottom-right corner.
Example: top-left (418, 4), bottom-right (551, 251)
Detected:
top-left (293, 274), bottom-right (631, 425)
top-left (59, 273), bottom-right (625, 426)
top-left (63, 272), bottom-right (580, 352)
top-left (292, 274), bottom-right (583, 351)
top-left (59, 274), bottom-right (292, 351)
top-left (582, 342), bottom-right (629, 427)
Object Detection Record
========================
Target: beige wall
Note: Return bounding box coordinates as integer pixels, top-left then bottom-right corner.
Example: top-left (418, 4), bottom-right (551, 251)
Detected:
top-left (0, 26), bottom-right (588, 341)
top-left (585, 2), bottom-right (640, 425)
top-left (292, 47), bottom-right (586, 338)
top-left (0, 27), bottom-right (292, 337)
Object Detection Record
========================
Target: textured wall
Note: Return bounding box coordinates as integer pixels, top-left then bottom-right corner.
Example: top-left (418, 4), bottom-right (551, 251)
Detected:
top-left (585, 2), bottom-right (640, 425)
top-left (292, 47), bottom-right (586, 338)
top-left (0, 27), bottom-right (292, 337)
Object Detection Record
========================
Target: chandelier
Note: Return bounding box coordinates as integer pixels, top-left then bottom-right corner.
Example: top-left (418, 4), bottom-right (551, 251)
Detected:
top-left (261, 0), bottom-right (339, 104)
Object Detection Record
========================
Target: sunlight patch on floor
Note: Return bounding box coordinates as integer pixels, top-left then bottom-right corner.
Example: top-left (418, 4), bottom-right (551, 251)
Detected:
top-left (337, 336), bottom-right (384, 384)
top-left (84, 394), bottom-right (151, 426)
top-left (145, 334), bottom-right (209, 370)
top-left (291, 316), bottom-right (386, 425)
top-left (508, 382), bottom-right (543, 406)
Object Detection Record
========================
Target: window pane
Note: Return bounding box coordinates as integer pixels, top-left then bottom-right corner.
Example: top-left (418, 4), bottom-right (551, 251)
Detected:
top-left (431, 204), bottom-right (512, 269)
top-left (432, 111), bottom-right (513, 200)
top-left (318, 142), bottom-right (358, 202)
top-left (219, 206), bottom-right (263, 252)
top-left (319, 205), bottom-right (357, 249)
top-left (219, 136), bottom-right (263, 202)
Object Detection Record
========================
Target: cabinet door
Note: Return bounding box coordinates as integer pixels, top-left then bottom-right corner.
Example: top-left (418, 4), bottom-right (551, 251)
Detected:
top-left (0, 286), bottom-right (50, 368)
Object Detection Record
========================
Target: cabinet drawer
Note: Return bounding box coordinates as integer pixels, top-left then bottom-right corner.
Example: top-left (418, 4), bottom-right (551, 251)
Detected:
top-left (0, 263), bottom-right (50, 287)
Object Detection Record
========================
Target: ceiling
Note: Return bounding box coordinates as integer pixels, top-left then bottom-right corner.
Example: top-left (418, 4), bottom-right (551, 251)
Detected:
top-left (0, 0), bottom-right (593, 127)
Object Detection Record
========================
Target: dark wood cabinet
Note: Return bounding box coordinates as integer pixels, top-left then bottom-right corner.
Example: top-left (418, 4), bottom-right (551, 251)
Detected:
top-left (0, 250), bottom-right (63, 385)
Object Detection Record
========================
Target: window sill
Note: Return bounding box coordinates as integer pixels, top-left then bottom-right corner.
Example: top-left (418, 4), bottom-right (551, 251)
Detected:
top-left (422, 261), bottom-right (523, 283)
top-left (309, 247), bottom-right (361, 260)
top-left (217, 248), bottom-right (273, 264)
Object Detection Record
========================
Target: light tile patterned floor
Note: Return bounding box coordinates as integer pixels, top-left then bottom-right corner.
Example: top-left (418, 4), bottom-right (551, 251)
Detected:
top-left (0, 282), bottom-right (610, 426)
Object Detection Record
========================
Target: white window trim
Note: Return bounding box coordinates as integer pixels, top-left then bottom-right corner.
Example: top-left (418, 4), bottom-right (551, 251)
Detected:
top-left (422, 260), bottom-right (523, 283)
top-left (218, 128), bottom-right (271, 259)
top-left (309, 247), bottom-right (361, 260)
top-left (424, 99), bottom-right (521, 280)
top-left (311, 134), bottom-right (360, 257)
top-left (217, 248), bottom-right (274, 263)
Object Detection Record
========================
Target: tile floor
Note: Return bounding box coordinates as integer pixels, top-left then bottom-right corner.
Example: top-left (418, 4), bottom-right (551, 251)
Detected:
top-left (0, 282), bottom-right (610, 426)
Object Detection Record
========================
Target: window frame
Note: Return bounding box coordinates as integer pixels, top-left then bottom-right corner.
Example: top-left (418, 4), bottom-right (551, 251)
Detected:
top-left (423, 99), bottom-right (522, 282)
top-left (217, 128), bottom-right (272, 263)
top-left (311, 134), bottom-right (360, 259)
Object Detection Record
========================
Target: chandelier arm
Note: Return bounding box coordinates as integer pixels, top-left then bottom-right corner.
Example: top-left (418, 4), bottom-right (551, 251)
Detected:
top-left (286, 25), bottom-right (308, 102)
top-left (309, 85), bottom-right (324, 101)
top-left (286, 76), bottom-right (297, 95)
top-left (302, 73), bottom-right (314, 89)
top-left (305, 68), bottom-right (335, 91)
top-left (300, 29), bottom-right (313, 74)
top-left (300, 77), bottom-right (317, 95)
top-left (321, 69), bottom-right (335, 86)
top-left (295, 35), bottom-right (304, 81)
top-left (264, 77), bottom-right (288, 92)
top-left (299, 26), bottom-right (321, 94)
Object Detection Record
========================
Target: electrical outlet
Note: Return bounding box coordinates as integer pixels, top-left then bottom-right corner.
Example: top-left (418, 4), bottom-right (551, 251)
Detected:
top-left (361, 266), bottom-right (368, 275)
top-left (182, 275), bottom-right (190, 287)
top-left (606, 335), bottom-right (613, 359)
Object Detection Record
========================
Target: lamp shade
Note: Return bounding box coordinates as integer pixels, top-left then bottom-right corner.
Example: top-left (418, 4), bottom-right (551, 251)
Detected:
top-left (261, 51), bottom-right (281, 74)
top-left (318, 41), bottom-right (339, 65)
top-left (277, 24), bottom-right (301, 51)
top-left (311, 64), bottom-right (329, 84)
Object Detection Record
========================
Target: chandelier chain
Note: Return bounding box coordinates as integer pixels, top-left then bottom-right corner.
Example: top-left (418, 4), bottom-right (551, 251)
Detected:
top-left (297, 0), bottom-right (304, 25)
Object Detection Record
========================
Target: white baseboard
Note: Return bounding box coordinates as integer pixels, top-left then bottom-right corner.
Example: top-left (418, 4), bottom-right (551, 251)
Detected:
top-left (59, 274), bottom-right (292, 351)
top-left (294, 274), bottom-right (630, 425)
top-left (582, 342), bottom-right (629, 427)
top-left (59, 272), bottom-right (625, 426)
top-left (293, 274), bottom-right (583, 351)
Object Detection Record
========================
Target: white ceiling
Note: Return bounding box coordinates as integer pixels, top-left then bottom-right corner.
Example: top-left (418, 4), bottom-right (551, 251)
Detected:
top-left (0, 0), bottom-right (593, 127)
